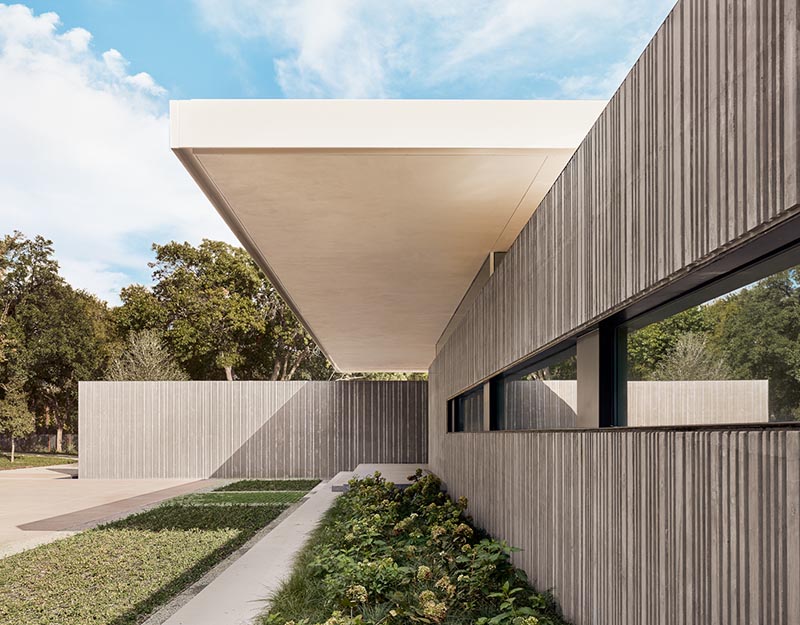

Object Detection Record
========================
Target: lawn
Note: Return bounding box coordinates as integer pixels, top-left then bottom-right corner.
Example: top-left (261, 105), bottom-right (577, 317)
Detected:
top-left (215, 478), bottom-right (321, 492)
top-left (262, 471), bottom-right (570, 625)
top-left (0, 453), bottom-right (78, 471)
top-left (177, 490), bottom-right (307, 506)
top-left (0, 477), bottom-right (318, 625)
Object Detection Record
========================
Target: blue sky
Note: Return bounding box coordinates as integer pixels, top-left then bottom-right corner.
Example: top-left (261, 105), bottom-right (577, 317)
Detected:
top-left (1, 1), bottom-right (675, 303)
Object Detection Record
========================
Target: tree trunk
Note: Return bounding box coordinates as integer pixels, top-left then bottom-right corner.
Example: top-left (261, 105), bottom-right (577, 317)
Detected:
top-left (56, 425), bottom-right (63, 454)
top-left (270, 361), bottom-right (281, 381)
top-left (224, 365), bottom-right (233, 381)
top-left (10, 439), bottom-right (15, 463)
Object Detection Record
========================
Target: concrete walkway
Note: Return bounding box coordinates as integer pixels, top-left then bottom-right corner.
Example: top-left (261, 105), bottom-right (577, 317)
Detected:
top-left (159, 481), bottom-right (340, 625)
top-left (0, 464), bottom-right (212, 557)
top-left (154, 463), bottom-right (429, 625)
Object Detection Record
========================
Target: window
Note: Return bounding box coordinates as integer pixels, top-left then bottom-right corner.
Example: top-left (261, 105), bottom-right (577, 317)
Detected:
top-left (448, 384), bottom-right (484, 432)
top-left (620, 263), bottom-right (800, 425)
top-left (490, 347), bottom-right (577, 430)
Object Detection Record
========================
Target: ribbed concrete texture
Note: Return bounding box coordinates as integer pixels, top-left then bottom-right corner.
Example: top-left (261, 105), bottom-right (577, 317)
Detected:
top-left (79, 381), bottom-right (427, 479)
top-left (430, 0), bottom-right (800, 462)
top-left (442, 428), bottom-right (800, 625)
top-left (429, 0), bottom-right (800, 623)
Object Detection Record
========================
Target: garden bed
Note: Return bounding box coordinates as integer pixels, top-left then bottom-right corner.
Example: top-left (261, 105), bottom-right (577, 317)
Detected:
top-left (0, 478), bottom-right (318, 625)
top-left (262, 471), bottom-right (569, 625)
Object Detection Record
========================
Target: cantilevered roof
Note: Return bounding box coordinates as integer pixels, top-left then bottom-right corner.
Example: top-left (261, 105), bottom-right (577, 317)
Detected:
top-left (170, 99), bottom-right (605, 372)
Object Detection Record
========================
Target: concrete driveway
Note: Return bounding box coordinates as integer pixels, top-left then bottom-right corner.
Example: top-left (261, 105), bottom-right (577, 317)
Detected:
top-left (0, 463), bottom-right (214, 558)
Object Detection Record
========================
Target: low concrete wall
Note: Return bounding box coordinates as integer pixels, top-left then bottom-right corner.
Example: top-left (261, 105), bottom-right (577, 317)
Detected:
top-left (79, 381), bottom-right (427, 479)
top-left (627, 380), bottom-right (770, 426)
top-left (498, 380), bottom-right (769, 429)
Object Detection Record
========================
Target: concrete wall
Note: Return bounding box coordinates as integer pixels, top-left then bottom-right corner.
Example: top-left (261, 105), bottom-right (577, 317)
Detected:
top-left (79, 381), bottom-right (427, 479)
top-left (496, 380), bottom-right (768, 429)
top-left (442, 428), bottom-right (800, 625)
top-left (626, 380), bottom-right (770, 427)
top-left (429, 0), bottom-right (800, 622)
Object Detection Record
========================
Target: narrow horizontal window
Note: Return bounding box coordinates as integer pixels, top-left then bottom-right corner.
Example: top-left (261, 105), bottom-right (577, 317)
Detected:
top-left (490, 347), bottom-right (577, 431)
top-left (447, 385), bottom-right (484, 432)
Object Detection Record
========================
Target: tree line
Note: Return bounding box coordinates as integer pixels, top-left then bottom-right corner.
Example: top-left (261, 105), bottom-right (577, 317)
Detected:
top-left (0, 233), bottom-right (422, 455)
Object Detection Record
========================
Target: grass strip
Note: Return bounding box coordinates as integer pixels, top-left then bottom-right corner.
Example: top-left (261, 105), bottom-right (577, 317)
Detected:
top-left (0, 453), bottom-right (78, 471)
top-left (176, 491), bottom-right (307, 506)
top-left (0, 503), bottom-right (284, 625)
top-left (214, 478), bottom-right (321, 493)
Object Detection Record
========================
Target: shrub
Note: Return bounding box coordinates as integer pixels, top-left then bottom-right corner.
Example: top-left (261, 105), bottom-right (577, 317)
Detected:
top-left (264, 470), bottom-right (569, 625)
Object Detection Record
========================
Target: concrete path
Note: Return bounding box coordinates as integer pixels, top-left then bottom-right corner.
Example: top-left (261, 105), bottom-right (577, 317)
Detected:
top-left (159, 480), bottom-right (340, 625)
top-left (0, 464), bottom-right (212, 557)
top-left (154, 463), bottom-right (429, 625)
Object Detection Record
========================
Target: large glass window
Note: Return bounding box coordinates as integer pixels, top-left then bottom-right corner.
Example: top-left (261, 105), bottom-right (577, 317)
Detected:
top-left (490, 347), bottom-right (577, 430)
top-left (622, 264), bottom-right (800, 425)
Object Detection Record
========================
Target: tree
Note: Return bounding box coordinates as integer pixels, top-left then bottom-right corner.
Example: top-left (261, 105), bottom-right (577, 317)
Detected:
top-left (707, 269), bottom-right (800, 420)
top-left (650, 332), bottom-right (732, 381)
top-left (106, 330), bottom-right (188, 381)
top-left (1, 232), bottom-right (61, 368)
top-left (116, 240), bottom-right (326, 381)
top-left (16, 283), bottom-right (111, 451)
top-left (0, 377), bottom-right (34, 462)
top-left (112, 284), bottom-right (164, 338)
top-left (627, 306), bottom-right (712, 380)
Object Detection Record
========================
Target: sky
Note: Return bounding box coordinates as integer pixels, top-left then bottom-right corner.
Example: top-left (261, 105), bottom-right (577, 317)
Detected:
top-left (1, 0), bottom-right (676, 305)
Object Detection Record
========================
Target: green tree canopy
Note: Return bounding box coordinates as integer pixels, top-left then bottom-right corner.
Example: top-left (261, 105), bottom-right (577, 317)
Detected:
top-left (117, 240), bottom-right (330, 381)
top-left (16, 282), bottom-right (112, 446)
top-left (627, 306), bottom-right (712, 381)
top-left (706, 269), bottom-right (800, 419)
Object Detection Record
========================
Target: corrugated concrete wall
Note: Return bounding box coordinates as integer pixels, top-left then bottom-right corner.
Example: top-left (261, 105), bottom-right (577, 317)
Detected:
top-left (430, 0), bottom-right (799, 462)
top-left (442, 428), bottom-right (800, 625)
top-left (498, 380), bottom-right (769, 429)
top-left (429, 0), bottom-right (800, 622)
top-left (79, 381), bottom-right (427, 479)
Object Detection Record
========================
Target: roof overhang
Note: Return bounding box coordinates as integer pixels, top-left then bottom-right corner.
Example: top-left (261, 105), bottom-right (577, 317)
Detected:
top-left (170, 99), bottom-right (605, 372)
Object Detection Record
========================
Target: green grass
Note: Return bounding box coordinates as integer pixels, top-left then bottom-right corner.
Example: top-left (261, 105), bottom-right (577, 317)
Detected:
top-left (0, 502), bottom-right (284, 625)
top-left (214, 478), bottom-right (321, 492)
top-left (176, 491), bottom-right (307, 506)
top-left (0, 453), bottom-right (78, 471)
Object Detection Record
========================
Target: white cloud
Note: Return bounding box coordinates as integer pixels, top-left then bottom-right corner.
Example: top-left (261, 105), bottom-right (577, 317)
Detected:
top-left (194, 0), bottom-right (676, 99)
top-left (0, 4), bottom-right (235, 304)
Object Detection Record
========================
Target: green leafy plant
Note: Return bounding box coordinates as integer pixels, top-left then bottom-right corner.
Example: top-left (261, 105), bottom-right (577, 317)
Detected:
top-left (263, 470), bottom-right (570, 625)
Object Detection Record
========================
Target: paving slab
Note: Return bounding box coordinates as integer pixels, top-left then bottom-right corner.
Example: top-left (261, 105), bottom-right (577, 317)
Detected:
top-left (329, 462), bottom-right (430, 491)
top-left (0, 464), bottom-right (214, 557)
top-left (160, 480), bottom-right (340, 625)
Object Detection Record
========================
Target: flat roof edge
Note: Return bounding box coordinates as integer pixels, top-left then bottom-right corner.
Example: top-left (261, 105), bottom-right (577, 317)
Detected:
top-left (170, 99), bottom-right (607, 151)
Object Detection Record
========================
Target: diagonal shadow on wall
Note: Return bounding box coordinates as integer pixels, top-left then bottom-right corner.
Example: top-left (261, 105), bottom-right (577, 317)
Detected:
top-left (210, 381), bottom-right (428, 479)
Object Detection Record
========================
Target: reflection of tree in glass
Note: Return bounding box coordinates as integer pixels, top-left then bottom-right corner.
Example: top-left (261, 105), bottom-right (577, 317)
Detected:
top-left (522, 354), bottom-right (576, 381)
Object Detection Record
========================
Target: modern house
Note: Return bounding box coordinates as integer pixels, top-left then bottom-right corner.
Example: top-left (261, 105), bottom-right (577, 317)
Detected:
top-left (79, 0), bottom-right (799, 623)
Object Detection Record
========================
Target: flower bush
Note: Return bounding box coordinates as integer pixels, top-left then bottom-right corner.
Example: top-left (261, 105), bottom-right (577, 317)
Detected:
top-left (264, 470), bottom-right (570, 625)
